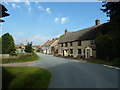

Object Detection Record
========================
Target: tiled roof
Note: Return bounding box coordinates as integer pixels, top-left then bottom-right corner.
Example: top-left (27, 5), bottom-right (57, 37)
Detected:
top-left (44, 40), bottom-right (56, 45)
top-left (38, 45), bottom-right (45, 48)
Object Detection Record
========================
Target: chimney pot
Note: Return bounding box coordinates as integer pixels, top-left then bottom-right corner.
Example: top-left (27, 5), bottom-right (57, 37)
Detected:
top-left (65, 29), bottom-right (67, 34)
top-left (95, 19), bottom-right (100, 26)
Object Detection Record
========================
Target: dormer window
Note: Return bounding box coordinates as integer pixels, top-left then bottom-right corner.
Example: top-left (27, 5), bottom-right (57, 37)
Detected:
top-left (78, 41), bottom-right (81, 46)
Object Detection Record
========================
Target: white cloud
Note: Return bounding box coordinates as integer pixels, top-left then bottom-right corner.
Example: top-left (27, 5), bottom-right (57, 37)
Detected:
top-left (9, 0), bottom-right (21, 2)
top-left (28, 7), bottom-right (31, 11)
top-left (38, 6), bottom-right (52, 14)
top-left (54, 17), bottom-right (69, 24)
top-left (35, 2), bottom-right (39, 4)
top-left (61, 17), bottom-right (68, 24)
top-left (25, 0), bottom-right (30, 6)
top-left (4, 2), bottom-right (8, 5)
top-left (12, 3), bottom-right (20, 8)
top-left (54, 18), bottom-right (59, 23)
top-left (24, 0), bottom-right (32, 11)
top-left (38, 6), bottom-right (44, 11)
top-left (46, 8), bottom-right (52, 14)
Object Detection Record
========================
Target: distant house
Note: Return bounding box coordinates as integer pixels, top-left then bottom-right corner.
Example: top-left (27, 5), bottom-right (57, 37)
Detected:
top-left (32, 45), bottom-right (39, 51)
top-left (16, 43), bottom-right (25, 53)
top-left (37, 45), bottom-right (44, 53)
top-left (50, 39), bottom-right (59, 55)
top-left (58, 19), bottom-right (109, 59)
top-left (41, 39), bottom-right (58, 54)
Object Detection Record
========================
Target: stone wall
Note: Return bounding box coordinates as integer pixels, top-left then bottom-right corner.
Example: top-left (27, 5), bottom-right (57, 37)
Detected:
top-left (0, 54), bottom-right (9, 58)
top-left (58, 40), bottom-right (96, 59)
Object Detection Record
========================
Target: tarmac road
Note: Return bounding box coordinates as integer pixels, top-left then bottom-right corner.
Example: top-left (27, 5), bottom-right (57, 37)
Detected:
top-left (31, 53), bottom-right (119, 88)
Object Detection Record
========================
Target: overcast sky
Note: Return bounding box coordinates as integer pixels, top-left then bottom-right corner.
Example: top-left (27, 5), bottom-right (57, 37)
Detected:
top-left (1, 2), bottom-right (109, 45)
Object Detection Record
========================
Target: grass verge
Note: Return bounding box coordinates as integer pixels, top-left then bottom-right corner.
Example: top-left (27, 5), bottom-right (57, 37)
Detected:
top-left (2, 67), bottom-right (51, 89)
top-left (86, 58), bottom-right (120, 68)
top-left (2, 53), bottom-right (39, 64)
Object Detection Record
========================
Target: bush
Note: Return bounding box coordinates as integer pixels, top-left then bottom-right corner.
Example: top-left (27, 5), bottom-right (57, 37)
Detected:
top-left (112, 58), bottom-right (120, 67)
top-left (10, 53), bottom-right (17, 56)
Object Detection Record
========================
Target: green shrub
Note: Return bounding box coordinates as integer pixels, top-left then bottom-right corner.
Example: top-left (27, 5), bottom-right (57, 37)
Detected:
top-left (112, 58), bottom-right (120, 67)
top-left (10, 53), bottom-right (17, 56)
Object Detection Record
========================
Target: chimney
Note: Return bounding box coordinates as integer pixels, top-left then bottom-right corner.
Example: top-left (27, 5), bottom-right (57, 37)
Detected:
top-left (95, 19), bottom-right (100, 26)
top-left (65, 29), bottom-right (67, 34)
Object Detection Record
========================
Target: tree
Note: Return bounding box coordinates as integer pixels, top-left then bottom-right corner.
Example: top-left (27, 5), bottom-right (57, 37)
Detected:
top-left (100, 2), bottom-right (120, 59)
top-left (1, 33), bottom-right (16, 54)
top-left (0, 3), bottom-right (10, 22)
top-left (25, 42), bottom-right (33, 53)
top-left (0, 37), bottom-right (2, 54)
top-left (101, 2), bottom-right (120, 22)
top-left (96, 34), bottom-right (113, 60)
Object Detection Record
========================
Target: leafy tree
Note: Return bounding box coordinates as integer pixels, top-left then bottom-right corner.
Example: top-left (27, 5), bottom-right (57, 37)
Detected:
top-left (0, 37), bottom-right (2, 53)
top-left (96, 34), bottom-right (113, 60)
top-left (96, 2), bottom-right (120, 60)
top-left (101, 2), bottom-right (120, 22)
top-left (1, 33), bottom-right (16, 54)
top-left (0, 3), bottom-right (10, 22)
top-left (102, 2), bottom-right (120, 58)
top-left (25, 42), bottom-right (33, 53)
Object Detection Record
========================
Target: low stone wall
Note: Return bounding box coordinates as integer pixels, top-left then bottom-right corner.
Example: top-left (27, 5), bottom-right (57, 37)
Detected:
top-left (0, 54), bottom-right (10, 58)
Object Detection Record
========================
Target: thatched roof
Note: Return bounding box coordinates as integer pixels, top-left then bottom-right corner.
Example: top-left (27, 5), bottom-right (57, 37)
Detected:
top-left (58, 23), bottom-right (109, 43)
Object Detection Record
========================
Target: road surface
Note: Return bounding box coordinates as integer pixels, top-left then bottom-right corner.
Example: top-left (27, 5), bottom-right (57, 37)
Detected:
top-left (30, 53), bottom-right (119, 88)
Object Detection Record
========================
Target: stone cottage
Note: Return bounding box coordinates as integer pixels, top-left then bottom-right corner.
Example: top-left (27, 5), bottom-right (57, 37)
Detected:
top-left (58, 19), bottom-right (109, 59)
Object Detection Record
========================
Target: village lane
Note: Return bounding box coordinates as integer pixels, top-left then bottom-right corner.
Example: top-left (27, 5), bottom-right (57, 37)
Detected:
top-left (30, 53), bottom-right (119, 88)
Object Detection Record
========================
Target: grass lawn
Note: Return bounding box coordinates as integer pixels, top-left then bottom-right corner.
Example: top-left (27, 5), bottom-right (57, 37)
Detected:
top-left (2, 53), bottom-right (39, 64)
top-left (2, 67), bottom-right (51, 89)
top-left (86, 58), bottom-right (120, 68)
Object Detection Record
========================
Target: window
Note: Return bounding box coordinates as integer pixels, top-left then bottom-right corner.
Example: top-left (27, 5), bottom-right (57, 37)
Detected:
top-left (78, 49), bottom-right (81, 54)
top-left (78, 41), bottom-right (81, 46)
top-left (65, 42), bottom-right (67, 47)
top-left (61, 43), bottom-right (63, 47)
top-left (90, 40), bottom-right (95, 45)
top-left (70, 42), bottom-right (73, 46)
top-left (70, 49), bottom-right (73, 54)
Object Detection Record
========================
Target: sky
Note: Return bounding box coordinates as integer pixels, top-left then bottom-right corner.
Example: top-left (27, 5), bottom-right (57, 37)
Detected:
top-left (1, 2), bottom-right (109, 45)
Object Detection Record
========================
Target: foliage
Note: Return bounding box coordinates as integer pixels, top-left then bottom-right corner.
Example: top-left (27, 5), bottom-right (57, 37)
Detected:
top-left (101, 2), bottom-right (120, 22)
top-left (2, 67), bottom-right (51, 89)
top-left (59, 32), bottom-right (71, 39)
top-left (9, 53), bottom-right (17, 56)
top-left (0, 3), bottom-right (10, 22)
top-left (96, 2), bottom-right (120, 61)
top-left (59, 34), bottom-right (65, 39)
top-left (2, 53), bottom-right (39, 64)
top-left (86, 58), bottom-right (120, 68)
top-left (1, 33), bottom-right (16, 54)
top-left (112, 58), bottom-right (120, 67)
top-left (96, 34), bottom-right (113, 60)
top-left (25, 42), bottom-right (33, 53)
top-left (0, 37), bottom-right (2, 54)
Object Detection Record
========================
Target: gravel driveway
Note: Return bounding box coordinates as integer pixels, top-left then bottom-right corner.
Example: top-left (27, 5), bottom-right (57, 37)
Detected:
top-left (31, 53), bottom-right (119, 88)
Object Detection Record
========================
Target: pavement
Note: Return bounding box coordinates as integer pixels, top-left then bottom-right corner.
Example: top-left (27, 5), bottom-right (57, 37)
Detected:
top-left (1, 61), bottom-right (36, 67)
top-left (30, 53), bottom-right (120, 88)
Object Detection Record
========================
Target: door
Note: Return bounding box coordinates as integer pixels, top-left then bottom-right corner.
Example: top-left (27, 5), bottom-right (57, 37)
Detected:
top-left (63, 50), bottom-right (64, 56)
top-left (87, 49), bottom-right (90, 58)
